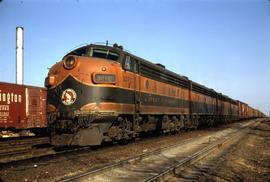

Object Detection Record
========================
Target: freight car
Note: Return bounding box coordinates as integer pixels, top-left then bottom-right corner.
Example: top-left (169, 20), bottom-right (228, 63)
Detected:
top-left (0, 82), bottom-right (47, 137)
top-left (45, 43), bottom-right (264, 146)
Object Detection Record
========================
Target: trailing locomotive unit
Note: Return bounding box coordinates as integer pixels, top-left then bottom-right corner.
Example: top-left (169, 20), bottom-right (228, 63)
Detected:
top-left (45, 43), bottom-right (246, 146)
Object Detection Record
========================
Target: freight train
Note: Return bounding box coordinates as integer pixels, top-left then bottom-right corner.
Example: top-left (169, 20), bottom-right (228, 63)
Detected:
top-left (0, 82), bottom-right (47, 137)
top-left (45, 43), bottom-right (265, 146)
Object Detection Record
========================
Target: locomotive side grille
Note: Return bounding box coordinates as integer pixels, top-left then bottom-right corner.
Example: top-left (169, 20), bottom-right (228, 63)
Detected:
top-left (140, 62), bottom-right (189, 89)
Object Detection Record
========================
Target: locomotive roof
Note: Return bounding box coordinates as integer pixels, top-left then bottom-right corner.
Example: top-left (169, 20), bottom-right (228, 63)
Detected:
top-left (93, 43), bottom-right (238, 103)
top-left (63, 43), bottom-right (123, 58)
top-left (65, 43), bottom-right (237, 103)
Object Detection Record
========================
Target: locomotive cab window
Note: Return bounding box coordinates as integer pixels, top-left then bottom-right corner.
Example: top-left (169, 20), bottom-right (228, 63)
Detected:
top-left (125, 56), bottom-right (131, 70)
top-left (124, 56), bottom-right (138, 73)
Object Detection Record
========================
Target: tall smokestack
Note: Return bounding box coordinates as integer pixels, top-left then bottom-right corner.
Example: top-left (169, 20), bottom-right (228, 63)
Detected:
top-left (16, 26), bottom-right (24, 85)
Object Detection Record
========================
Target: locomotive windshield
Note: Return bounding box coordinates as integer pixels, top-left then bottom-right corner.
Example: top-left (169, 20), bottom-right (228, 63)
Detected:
top-left (89, 48), bottom-right (119, 61)
top-left (64, 46), bottom-right (119, 61)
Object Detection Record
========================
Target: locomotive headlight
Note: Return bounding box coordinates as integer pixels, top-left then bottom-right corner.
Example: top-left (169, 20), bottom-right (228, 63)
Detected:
top-left (63, 56), bottom-right (77, 69)
top-left (45, 76), bottom-right (56, 87)
top-left (48, 76), bottom-right (56, 85)
top-left (93, 73), bottom-right (116, 84)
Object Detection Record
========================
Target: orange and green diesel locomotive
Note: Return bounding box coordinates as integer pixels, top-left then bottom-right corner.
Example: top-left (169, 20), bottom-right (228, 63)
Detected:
top-left (45, 43), bottom-right (264, 146)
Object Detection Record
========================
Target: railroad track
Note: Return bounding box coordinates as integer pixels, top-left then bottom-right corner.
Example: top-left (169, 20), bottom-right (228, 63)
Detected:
top-left (0, 137), bottom-right (51, 163)
top-left (0, 137), bottom-right (49, 148)
top-left (0, 133), bottom-right (175, 164)
top-left (58, 119), bottom-right (261, 182)
top-left (0, 137), bottom-right (96, 164)
top-left (0, 137), bottom-right (50, 152)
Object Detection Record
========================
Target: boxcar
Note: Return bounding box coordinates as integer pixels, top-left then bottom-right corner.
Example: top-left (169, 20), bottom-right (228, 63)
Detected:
top-left (0, 82), bottom-right (46, 135)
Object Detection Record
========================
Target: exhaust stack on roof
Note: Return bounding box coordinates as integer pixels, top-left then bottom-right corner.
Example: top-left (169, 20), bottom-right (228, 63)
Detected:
top-left (16, 26), bottom-right (24, 85)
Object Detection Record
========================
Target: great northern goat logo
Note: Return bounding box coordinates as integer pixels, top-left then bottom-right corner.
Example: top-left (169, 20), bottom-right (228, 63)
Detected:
top-left (61, 89), bottom-right (77, 105)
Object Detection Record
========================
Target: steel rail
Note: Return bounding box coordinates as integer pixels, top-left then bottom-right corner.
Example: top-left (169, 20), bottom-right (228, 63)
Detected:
top-left (145, 130), bottom-right (245, 181)
top-left (0, 137), bottom-right (49, 148)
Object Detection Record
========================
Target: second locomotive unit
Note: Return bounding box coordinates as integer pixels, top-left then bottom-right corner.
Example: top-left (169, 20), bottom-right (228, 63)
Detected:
top-left (45, 43), bottom-right (263, 146)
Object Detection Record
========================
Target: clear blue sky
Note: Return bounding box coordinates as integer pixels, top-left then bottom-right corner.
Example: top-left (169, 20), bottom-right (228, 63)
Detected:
top-left (0, 0), bottom-right (269, 115)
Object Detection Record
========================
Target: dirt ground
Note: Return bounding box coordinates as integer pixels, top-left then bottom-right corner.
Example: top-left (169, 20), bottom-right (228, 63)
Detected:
top-left (0, 120), bottom-right (268, 182)
top-left (0, 128), bottom-right (216, 182)
top-left (169, 119), bottom-right (270, 182)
